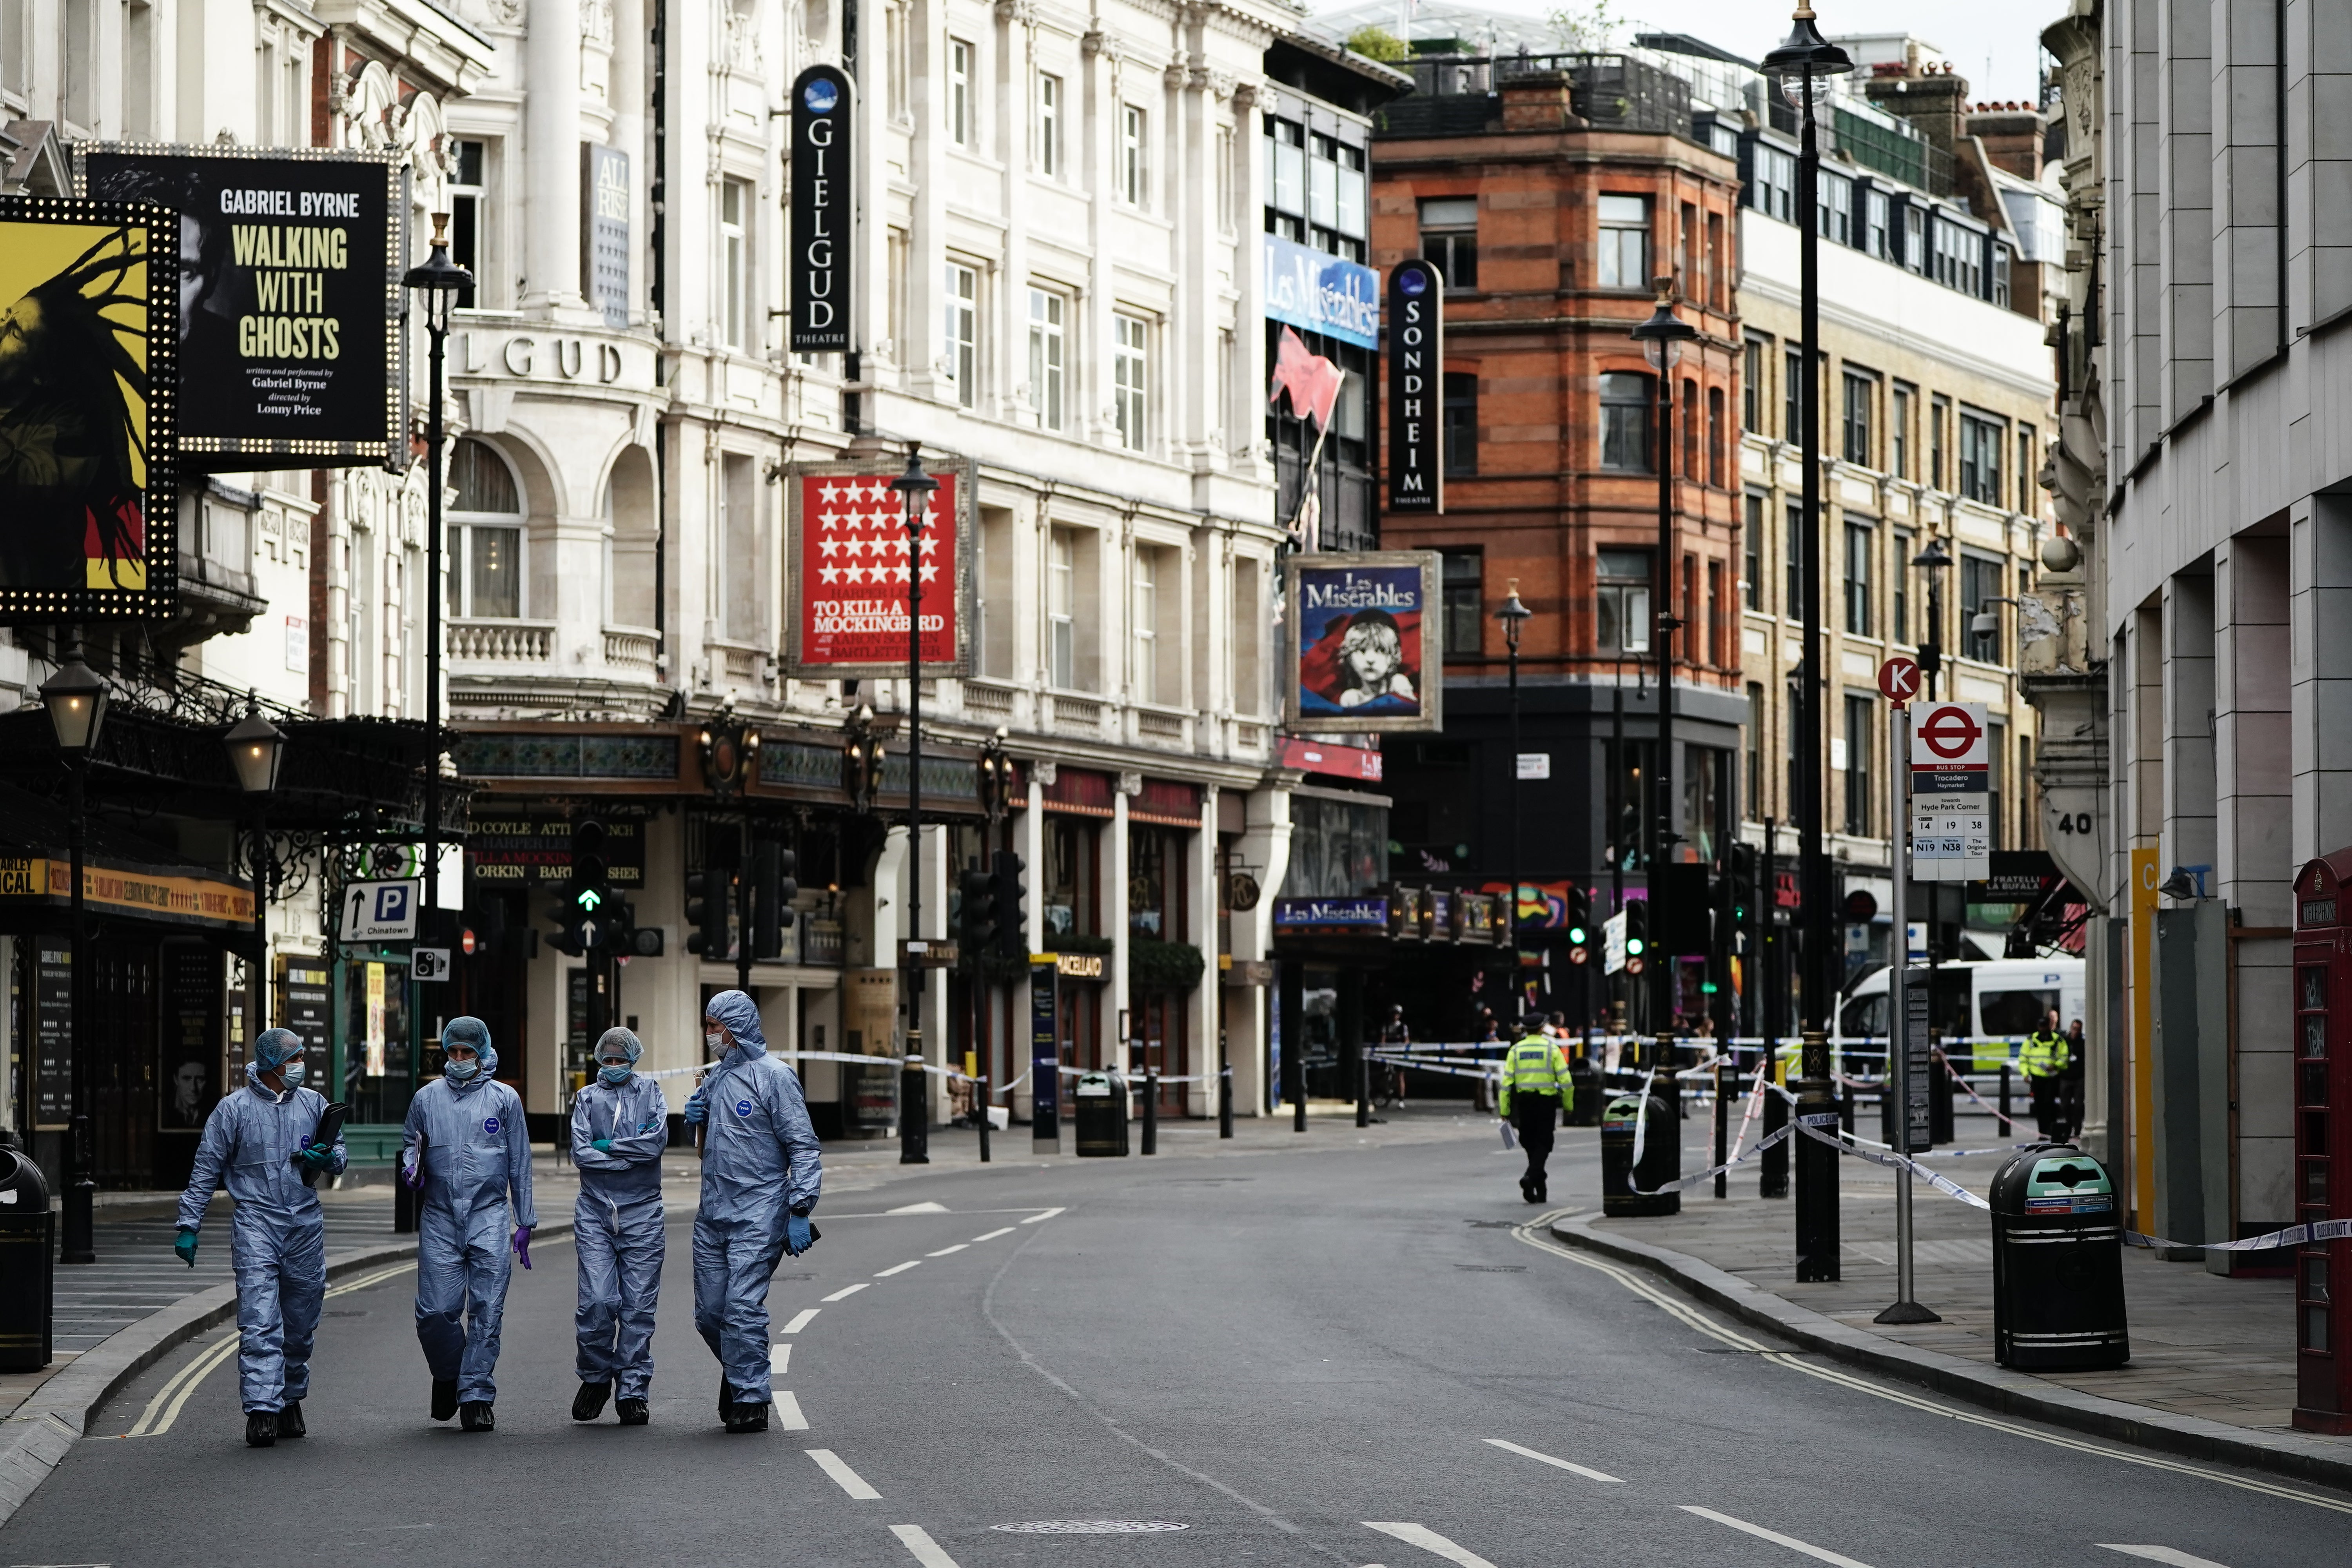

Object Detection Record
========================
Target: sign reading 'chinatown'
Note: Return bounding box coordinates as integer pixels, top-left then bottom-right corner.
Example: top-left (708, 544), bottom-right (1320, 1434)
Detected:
top-left (1385, 257), bottom-right (1443, 513)
top-left (784, 456), bottom-right (974, 678)
top-left (0, 195), bottom-right (178, 622)
top-left (1284, 551), bottom-right (1443, 734)
top-left (76, 144), bottom-right (403, 466)
top-left (789, 65), bottom-right (853, 352)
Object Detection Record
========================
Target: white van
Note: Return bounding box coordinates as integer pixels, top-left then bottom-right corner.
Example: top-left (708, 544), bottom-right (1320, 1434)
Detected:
top-left (1836, 957), bottom-right (2087, 1067)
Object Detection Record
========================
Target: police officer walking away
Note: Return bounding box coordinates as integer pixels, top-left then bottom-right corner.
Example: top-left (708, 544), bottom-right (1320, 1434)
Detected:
top-left (2021, 1009), bottom-right (2072, 1142)
top-left (1497, 1014), bottom-right (1575, 1204)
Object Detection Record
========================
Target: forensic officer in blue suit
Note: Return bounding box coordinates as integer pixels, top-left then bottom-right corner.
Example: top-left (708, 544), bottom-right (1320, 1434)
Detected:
top-left (684, 989), bottom-right (822, 1433)
top-left (401, 1016), bottom-right (534, 1431)
top-left (569, 1025), bottom-right (668, 1425)
top-left (174, 1027), bottom-right (347, 1448)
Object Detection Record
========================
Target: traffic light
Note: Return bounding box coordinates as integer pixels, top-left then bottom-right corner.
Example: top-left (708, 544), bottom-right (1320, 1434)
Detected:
top-left (1651, 862), bottom-right (1711, 955)
top-left (566, 819), bottom-right (613, 949)
top-left (989, 850), bottom-right (1027, 962)
top-left (1624, 898), bottom-right (1649, 975)
top-left (1565, 885), bottom-right (1593, 965)
top-left (685, 863), bottom-right (732, 957)
top-left (958, 866), bottom-right (996, 954)
top-left (747, 840), bottom-right (797, 960)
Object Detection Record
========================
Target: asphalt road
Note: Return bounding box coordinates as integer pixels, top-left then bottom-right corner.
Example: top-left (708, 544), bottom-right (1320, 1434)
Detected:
top-left (7, 1116), bottom-right (2348, 1568)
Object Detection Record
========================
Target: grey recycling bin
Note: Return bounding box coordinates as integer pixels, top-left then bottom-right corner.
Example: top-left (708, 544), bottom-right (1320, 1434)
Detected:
top-left (1600, 1089), bottom-right (1680, 1217)
top-left (1073, 1070), bottom-right (1130, 1157)
top-left (0, 1142), bottom-right (54, 1370)
top-left (1989, 1144), bottom-right (2129, 1370)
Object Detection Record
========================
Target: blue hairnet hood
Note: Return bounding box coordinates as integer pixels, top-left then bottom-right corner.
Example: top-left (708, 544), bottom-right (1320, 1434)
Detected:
top-left (441, 1016), bottom-right (499, 1079)
top-left (705, 990), bottom-right (766, 1055)
top-left (251, 1026), bottom-right (304, 1071)
top-left (595, 1025), bottom-right (643, 1063)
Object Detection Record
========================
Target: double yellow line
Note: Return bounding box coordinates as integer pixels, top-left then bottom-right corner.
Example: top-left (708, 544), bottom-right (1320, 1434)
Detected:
top-left (122, 1261), bottom-right (415, 1439)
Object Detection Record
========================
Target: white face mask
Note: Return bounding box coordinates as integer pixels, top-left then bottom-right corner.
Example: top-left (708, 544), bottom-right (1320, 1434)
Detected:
top-left (705, 1030), bottom-right (728, 1056)
top-left (279, 1058), bottom-right (306, 1089)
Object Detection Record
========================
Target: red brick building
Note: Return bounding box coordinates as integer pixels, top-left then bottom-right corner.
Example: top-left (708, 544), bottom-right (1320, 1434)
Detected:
top-left (1369, 53), bottom-right (1746, 1026)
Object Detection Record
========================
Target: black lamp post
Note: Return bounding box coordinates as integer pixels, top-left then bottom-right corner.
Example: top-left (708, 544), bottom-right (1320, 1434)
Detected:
top-left (1630, 279), bottom-right (1697, 1062)
top-left (1913, 535), bottom-right (1952, 700)
top-left (889, 446), bottom-right (938, 1166)
top-left (402, 214), bottom-right (472, 939)
top-left (226, 701), bottom-right (287, 1031)
top-left (400, 214), bottom-right (470, 1240)
top-left (41, 643), bottom-right (106, 1265)
top-left (1494, 581), bottom-right (1533, 1018)
top-left (1762, 2), bottom-right (1851, 1283)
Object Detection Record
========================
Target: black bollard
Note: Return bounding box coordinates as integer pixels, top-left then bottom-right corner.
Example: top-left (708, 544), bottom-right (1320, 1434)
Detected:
top-left (1219, 1061), bottom-right (1234, 1138)
top-left (1355, 1046), bottom-right (1371, 1128)
top-left (978, 1072), bottom-right (991, 1164)
top-left (1713, 1059), bottom-right (1730, 1199)
top-left (1142, 1068), bottom-right (1158, 1155)
top-left (900, 1058), bottom-right (930, 1164)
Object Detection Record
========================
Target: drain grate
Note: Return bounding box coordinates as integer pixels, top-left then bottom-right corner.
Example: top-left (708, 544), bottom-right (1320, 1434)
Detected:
top-left (1454, 1264), bottom-right (1526, 1272)
top-left (1465, 1220), bottom-right (1514, 1229)
top-left (991, 1522), bottom-right (1189, 1535)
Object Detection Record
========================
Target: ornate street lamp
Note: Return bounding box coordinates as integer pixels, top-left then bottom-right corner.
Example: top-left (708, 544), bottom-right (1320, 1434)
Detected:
top-left (40, 642), bottom-right (106, 1264)
top-left (888, 446), bottom-right (939, 1166)
top-left (1629, 279), bottom-right (1699, 1058)
top-left (226, 702), bottom-right (286, 1033)
top-left (1493, 580), bottom-right (1534, 994)
top-left (1762, 2), bottom-right (1853, 1284)
top-left (401, 214), bottom-right (472, 929)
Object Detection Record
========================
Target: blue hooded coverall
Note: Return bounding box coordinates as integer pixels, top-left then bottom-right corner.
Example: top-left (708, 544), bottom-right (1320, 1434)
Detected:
top-left (688, 991), bottom-right (822, 1405)
top-left (176, 1058), bottom-right (348, 1412)
top-left (402, 1026), bottom-right (535, 1405)
top-left (570, 1037), bottom-right (669, 1398)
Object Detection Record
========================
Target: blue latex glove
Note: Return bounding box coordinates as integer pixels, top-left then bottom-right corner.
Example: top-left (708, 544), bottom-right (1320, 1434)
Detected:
top-left (682, 1093), bottom-right (708, 1126)
top-left (591, 1138), bottom-right (613, 1153)
top-left (296, 1141), bottom-right (336, 1170)
top-left (783, 1213), bottom-right (813, 1257)
top-left (512, 1226), bottom-right (533, 1270)
top-left (173, 1227), bottom-right (198, 1267)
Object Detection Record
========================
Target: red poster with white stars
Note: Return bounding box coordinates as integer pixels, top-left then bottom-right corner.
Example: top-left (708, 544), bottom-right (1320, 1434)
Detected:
top-left (787, 461), bottom-right (968, 676)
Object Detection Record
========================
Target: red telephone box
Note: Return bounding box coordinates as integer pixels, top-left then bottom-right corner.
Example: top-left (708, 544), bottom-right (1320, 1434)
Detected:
top-left (2291, 850), bottom-right (2352, 1432)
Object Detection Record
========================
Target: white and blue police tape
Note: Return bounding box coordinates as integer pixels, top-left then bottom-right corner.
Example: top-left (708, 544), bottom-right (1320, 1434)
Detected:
top-left (2124, 1217), bottom-right (2352, 1253)
top-left (1628, 1120), bottom-right (1798, 1196)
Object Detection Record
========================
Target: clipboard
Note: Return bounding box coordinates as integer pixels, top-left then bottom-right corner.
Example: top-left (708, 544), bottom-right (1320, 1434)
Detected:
top-left (294, 1100), bottom-right (350, 1187)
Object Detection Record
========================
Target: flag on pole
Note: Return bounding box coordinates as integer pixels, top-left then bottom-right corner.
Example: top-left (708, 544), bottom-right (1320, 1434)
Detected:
top-left (1269, 325), bottom-right (1346, 428)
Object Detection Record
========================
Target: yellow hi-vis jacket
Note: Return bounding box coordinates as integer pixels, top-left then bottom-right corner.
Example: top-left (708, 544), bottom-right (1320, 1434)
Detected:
top-left (2021, 1029), bottom-right (2071, 1079)
top-left (1498, 1034), bottom-right (1574, 1118)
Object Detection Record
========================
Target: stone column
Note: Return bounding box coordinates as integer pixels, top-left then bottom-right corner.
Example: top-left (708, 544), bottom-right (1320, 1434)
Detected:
top-left (525, 0), bottom-right (589, 313)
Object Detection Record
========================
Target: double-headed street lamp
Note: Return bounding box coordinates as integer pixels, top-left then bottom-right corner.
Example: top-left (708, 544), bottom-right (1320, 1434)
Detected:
top-left (226, 701), bottom-right (287, 1030)
top-left (1762, 2), bottom-right (1852, 1283)
top-left (1630, 279), bottom-right (1697, 1062)
top-left (889, 446), bottom-right (938, 1167)
top-left (1494, 580), bottom-right (1533, 1016)
top-left (41, 644), bottom-right (105, 1265)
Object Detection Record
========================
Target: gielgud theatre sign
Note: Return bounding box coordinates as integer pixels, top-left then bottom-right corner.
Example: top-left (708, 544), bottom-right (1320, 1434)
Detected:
top-left (76, 144), bottom-right (403, 469)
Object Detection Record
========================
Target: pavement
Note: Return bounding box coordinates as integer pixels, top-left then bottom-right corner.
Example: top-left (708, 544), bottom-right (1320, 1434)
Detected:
top-left (4, 1104), bottom-right (2349, 1566)
top-left (1551, 1095), bottom-right (2350, 1489)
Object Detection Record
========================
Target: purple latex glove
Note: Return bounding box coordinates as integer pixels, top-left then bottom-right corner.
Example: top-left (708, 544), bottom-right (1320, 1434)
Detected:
top-left (401, 1155), bottom-right (424, 1191)
top-left (512, 1226), bottom-right (533, 1270)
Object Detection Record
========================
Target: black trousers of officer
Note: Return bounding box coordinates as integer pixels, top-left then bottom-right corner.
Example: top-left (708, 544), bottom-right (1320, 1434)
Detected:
top-left (2028, 1074), bottom-right (2067, 1141)
top-left (1514, 1094), bottom-right (1559, 1196)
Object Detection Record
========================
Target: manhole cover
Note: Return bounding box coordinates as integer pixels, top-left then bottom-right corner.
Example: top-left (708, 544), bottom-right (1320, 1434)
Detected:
top-left (991, 1522), bottom-right (1189, 1535)
top-left (1454, 1264), bottom-right (1526, 1272)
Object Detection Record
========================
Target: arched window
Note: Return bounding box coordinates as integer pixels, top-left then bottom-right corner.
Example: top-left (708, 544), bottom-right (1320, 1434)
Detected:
top-left (450, 438), bottom-right (523, 618)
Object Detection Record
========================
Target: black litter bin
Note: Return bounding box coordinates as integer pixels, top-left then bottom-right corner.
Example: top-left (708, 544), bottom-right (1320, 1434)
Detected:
top-left (1600, 1089), bottom-right (1681, 1217)
top-left (1566, 1060), bottom-right (1602, 1126)
top-left (0, 1141), bottom-right (53, 1370)
top-left (1990, 1144), bottom-right (2129, 1370)
top-left (1073, 1071), bottom-right (1130, 1157)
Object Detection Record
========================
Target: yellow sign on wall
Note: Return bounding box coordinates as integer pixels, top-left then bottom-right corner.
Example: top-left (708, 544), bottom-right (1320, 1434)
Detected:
top-left (0, 856), bottom-right (254, 927)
